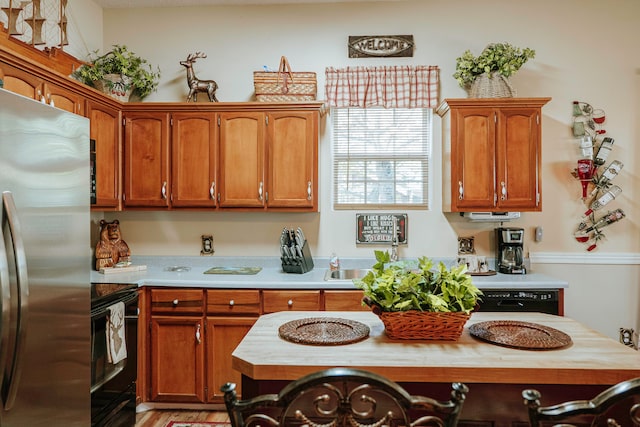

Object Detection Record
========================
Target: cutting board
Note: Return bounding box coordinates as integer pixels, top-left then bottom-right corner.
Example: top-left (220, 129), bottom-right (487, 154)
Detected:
top-left (204, 266), bottom-right (262, 275)
top-left (99, 265), bottom-right (147, 274)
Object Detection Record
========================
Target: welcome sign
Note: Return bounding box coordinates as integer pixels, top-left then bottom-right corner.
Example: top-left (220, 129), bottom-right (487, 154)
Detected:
top-left (348, 35), bottom-right (414, 58)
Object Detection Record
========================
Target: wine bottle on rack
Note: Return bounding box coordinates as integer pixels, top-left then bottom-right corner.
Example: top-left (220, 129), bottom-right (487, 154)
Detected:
top-left (575, 209), bottom-right (626, 247)
top-left (589, 160), bottom-right (623, 196)
top-left (582, 184), bottom-right (622, 217)
top-left (594, 137), bottom-right (614, 166)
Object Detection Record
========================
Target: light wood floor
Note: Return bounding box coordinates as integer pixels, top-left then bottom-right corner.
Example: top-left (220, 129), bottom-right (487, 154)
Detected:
top-left (136, 409), bottom-right (230, 427)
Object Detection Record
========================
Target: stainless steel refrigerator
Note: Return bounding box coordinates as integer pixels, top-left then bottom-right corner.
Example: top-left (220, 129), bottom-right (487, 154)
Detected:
top-left (0, 89), bottom-right (90, 426)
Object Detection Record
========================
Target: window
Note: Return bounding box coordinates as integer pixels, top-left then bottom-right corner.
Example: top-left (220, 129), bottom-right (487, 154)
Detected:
top-left (332, 107), bottom-right (432, 209)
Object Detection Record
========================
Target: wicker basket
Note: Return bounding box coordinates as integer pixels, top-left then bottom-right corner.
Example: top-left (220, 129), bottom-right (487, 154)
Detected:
top-left (469, 71), bottom-right (515, 98)
top-left (254, 56), bottom-right (316, 102)
top-left (377, 310), bottom-right (470, 341)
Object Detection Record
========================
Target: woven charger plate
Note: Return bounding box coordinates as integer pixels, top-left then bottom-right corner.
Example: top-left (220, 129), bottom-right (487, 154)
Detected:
top-left (278, 317), bottom-right (370, 346)
top-left (469, 320), bottom-right (572, 350)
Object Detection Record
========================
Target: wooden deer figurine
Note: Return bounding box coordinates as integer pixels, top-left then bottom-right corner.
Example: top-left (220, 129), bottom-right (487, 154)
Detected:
top-left (180, 52), bottom-right (219, 102)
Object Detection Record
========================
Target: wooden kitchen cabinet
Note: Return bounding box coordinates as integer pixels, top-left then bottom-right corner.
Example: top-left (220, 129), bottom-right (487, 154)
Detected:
top-left (324, 290), bottom-right (368, 311)
top-left (217, 111), bottom-right (266, 208)
top-left (217, 109), bottom-right (319, 210)
top-left (87, 99), bottom-right (122, 210)
top-left (266, 111), bottom-right (317, 209)
top-left (171, 112), bottom-right (218, 208)
top-left (205, 289), bottom-right (260, 403)
top-left (148, 289), bottom-right (206, 403)
top-left (438, 98), bottom-right (551, 212)
top-left (262, 290), bottom-right (321, 313)
top-left (123, 111), bottom-right (171, 208)
top-left (0, 61), bottom-right (83, 114)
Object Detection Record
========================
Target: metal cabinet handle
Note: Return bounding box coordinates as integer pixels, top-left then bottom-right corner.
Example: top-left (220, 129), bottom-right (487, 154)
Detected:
top-left (500, 181), bottom-right (507, 200)
top-left (161, 181), bottom-right (167, 199)
top-left (258, 182), bottom-right (263, 201)
top-left (195, 323), bottom-right (201, 344)
top-left (172, 299), bottom-right (179, 306)
top-left (209, 182), bottom-right (215, 200)
top-left (287, 299), bottom-right (294, 307)
top-left (458, 181), bottom-right (464, 200)
top-left (229, 299), bottom-right (234, 307)
top-left (307, 181), bottom-right (312, 200)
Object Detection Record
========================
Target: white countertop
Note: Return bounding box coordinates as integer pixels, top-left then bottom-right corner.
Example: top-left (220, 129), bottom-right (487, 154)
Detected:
top-left (90, 256), bottom-right (568, 290)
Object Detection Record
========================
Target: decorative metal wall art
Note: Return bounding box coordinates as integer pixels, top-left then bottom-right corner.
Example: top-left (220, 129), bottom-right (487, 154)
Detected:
top-left (0, 0), bottom-right (68, 49)
top-left (179, 52), bottom-right (219, 102)
top-left (348, 35), bottom-right (414, 58)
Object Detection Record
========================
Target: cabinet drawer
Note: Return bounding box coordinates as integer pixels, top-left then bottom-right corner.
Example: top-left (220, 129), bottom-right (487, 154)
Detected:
top-left (207, 290), bottom-right (260, 315)
top-left (324, 290), bottom-right (368, 311)
top-left (150, 289), bottom-right (204, 314)
top-left (262, 290), bottom-right (321, 313)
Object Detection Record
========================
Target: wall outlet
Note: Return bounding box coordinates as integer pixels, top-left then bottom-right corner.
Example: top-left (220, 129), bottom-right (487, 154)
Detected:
top-left (201, 234), bottom-right (214, 256)
top-left (619, 328), bottom-right (638, 350)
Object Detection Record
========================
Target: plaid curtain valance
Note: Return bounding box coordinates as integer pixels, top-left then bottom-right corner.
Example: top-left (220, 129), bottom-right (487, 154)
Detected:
top-left (324, 65), bottom-right (440, 108)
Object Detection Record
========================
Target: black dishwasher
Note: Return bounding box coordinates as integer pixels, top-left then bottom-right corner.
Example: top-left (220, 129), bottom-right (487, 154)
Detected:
top-left (476, 289), bottom-right (560, 315)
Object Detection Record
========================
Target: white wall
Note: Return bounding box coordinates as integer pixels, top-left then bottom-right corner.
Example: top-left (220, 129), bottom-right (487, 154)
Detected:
top-left (84, 0), bottom-right (640, 340)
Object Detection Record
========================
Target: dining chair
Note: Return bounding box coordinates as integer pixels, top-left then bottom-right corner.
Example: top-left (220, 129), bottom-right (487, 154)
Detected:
top-left (522, 377), bottom-right (640, 426)
top-left (221, 367), bottom-right (469, 427)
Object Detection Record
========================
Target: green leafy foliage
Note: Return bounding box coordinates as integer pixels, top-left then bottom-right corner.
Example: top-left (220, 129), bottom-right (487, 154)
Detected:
top-left (71, 45), bottom-right (161, 99)
top-left (354, 250), bottom-right (482, 314)
top-left (453, 43), bottom-right (535, 89)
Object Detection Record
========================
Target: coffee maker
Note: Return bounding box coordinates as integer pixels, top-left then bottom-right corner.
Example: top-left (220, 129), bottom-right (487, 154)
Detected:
top-left (495, 227), bottom-right (526, 274)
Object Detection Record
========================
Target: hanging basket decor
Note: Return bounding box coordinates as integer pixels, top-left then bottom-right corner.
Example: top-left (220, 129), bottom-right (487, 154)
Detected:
top-left (469, 71), bottom-right (516, 98)
top-left (94, 74), bottom-right (134, 102)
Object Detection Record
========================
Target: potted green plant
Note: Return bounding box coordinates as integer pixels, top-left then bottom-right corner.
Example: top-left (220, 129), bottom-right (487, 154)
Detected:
top-left (72, 44), bottom-right (161, 101)
top-left (453, 43), bottom-right (535, 98)
top-left (354, 250), bottom-right (482, 340)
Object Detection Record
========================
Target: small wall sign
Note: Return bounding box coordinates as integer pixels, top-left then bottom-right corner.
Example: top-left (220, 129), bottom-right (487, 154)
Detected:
top-left (356, 213), bottom-right (407, 244)
top-left (348, 35), bottom-right (414, 58)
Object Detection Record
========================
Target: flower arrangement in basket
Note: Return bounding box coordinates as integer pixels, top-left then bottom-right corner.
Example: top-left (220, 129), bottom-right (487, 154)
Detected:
top-left (354, 251), bottom-right (482, 340)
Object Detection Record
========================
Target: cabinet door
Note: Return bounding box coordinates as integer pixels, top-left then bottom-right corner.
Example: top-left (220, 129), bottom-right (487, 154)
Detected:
top-left (171, 112), bottom-right (218, 208)
top-left (450, 107), bottom-right (496, 211)
top-left (266, 111), bottom-right (317, 209)
top-left (495, 107), bottom-right (541, 211)
top-left (43, 82), bottom-right (84, 115)
top-left (0, 62), bottom-right (44, 100)
top-left (123, 112), bottom-right (170, 208)
top-left (218, 112), bottom-right (265, 208)
top-left (87, 100), bottom-right (121, 210)
top-left (150, 316), bottom-right (205, 403)
top-left (206, 316), bottom-right (256, 403)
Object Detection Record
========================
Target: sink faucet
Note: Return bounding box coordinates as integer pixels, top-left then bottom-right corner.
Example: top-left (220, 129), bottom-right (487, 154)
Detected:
top-left (390, 216), bottom-right (399, 262)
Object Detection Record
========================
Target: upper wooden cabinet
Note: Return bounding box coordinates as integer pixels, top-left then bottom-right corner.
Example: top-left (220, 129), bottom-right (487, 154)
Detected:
top-left (171, 112), bottom-right (218, 208)
top-left (88, 99), bottom-right (122, 210)
top-left (438, 98), bottom-right (551, 212)
top-left (123, 112), bottom-right (171, 208)
top-left (218, 111), bottom-right (266, 208)
top-left (0, 61), bottom-right (83, 115)
top-left (267, 111), bottom-right (317, 209)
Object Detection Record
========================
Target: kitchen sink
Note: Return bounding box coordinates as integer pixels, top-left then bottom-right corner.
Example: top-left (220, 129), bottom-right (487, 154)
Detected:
top-left (324, 269), bottom-right (370, 281)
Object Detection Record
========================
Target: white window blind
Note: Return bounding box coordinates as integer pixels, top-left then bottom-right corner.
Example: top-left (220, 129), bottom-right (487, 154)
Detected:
top-left (332, 107), bottom-right (431, 209)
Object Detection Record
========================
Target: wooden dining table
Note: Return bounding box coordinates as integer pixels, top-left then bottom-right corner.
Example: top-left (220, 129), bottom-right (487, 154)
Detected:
top-left (231, 311), bottom-right (640, 426)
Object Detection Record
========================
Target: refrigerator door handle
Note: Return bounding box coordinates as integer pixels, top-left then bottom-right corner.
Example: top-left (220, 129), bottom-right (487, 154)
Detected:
top-left (0, 196), bottom-right (11, 409)
top-left (1, 192), bottom-right (29, 411)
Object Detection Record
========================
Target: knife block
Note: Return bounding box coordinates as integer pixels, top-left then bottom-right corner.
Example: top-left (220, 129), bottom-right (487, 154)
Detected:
top-left (282, 241), bottom-right (314, 274)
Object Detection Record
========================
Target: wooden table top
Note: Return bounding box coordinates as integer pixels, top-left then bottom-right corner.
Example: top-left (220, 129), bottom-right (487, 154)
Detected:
top-left (232, 311), bottom-right (640, 385)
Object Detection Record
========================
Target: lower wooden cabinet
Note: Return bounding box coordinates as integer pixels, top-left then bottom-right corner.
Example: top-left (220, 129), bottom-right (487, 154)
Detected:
top-left (143, 287), bottom-right (363, 405)
top-left (150, 315), bottom-right (206, 403)
top-left (324, 290), bottom-right (367, 311)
